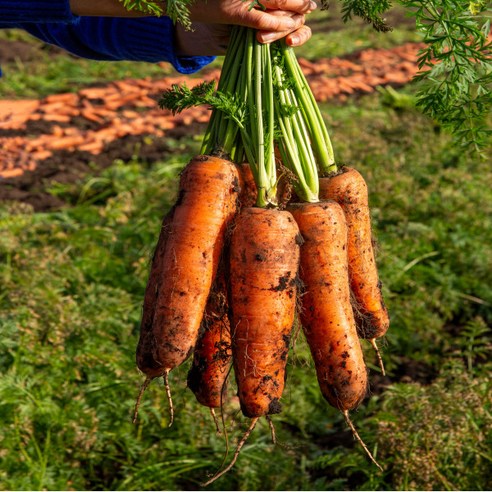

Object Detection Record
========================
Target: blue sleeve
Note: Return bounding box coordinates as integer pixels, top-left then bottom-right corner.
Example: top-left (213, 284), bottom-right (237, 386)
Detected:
top-left (8, 16), bottom-right (215, 74)
top-left (0, 0), bottom-right (74, 23)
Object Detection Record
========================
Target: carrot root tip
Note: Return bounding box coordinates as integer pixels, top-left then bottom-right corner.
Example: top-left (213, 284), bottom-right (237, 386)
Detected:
top-left (370, 338), bottom-right (386, 376)
top-left (201, 417), bottom-right (259, 487)
top-left (210, 408), bottom-right (221, 435)
top-left (343, 410), bottom-right (383, 472)
top-left (163, 370), bottom-right (174, 427)
top-left (266, 415), bottom-right (277, 445)
top-left (132, 376), bottom-right (152, 424)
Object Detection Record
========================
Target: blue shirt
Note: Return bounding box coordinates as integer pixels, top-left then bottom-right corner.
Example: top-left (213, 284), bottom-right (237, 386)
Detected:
top-left (0, 0), bottom-right (215, 74)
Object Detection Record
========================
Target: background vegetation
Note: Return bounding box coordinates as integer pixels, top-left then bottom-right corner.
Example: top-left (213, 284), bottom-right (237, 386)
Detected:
top-left (0, 6), bottom-right (491, 491)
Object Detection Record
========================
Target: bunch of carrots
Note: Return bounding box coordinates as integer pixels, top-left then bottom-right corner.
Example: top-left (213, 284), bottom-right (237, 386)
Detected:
top-left (133, 26), bottom-right (389, 484)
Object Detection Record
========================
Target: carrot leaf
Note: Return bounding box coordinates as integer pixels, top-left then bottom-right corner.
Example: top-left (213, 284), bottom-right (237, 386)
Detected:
top-left (120, 0), bottom-right (194, 29)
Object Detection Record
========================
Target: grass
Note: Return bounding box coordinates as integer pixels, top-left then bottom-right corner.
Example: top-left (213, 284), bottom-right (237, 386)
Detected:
top-left (1, 88), bottom-right (491, 489)
top-left (1, 10), bottom-right (491, 491)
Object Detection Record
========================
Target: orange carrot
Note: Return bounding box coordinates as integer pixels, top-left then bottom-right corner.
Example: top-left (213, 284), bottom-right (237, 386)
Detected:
top-left (289, 201), bottom-right (368, 411)
top-left (132, 208), bottom-right (176, 424)
top-left (288, 201), bottom-right (382, 469)
top-left (187, 270), bottom-right (232, 409)
top-left (135, 155), bottom-right (240, 379)
top-left (319, 167), bottom-right (390, 341)
top-left (236, 163), bottom-right (257, 208)
top-left (229, 207), bottom-right (300, 418)
top-left (135, 207), bottom-right (175, 379)
top-left (47, 135), bottom-right (85, 150)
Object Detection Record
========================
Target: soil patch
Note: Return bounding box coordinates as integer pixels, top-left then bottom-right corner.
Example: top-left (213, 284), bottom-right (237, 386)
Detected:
top-left (0, 125), bottom-right (205, 211)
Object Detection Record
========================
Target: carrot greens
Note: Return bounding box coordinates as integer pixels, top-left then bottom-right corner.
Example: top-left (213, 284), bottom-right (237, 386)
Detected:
top-left (160, 26), bottom-right (278, 207)
top-left (159, 25), bottom-right (340, 206)
top-left (120, 0), bottom-right (194, 29)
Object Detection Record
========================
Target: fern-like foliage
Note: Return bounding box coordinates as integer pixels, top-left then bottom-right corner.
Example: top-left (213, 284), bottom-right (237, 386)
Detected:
top-left (124, 0), bottom-right (491, 154)
top-left (120, 0), bottom-right (195, 29)
top-left (165, 0), bottom-right (195, 30)
top-left (159, 81), bottom-right (246, 127)
top-left (400, 0), bottom-right (491, 154)
top-left (329, 0), bottom-right (394, 32)
top-left (120, 0), bottom-right (164, 16)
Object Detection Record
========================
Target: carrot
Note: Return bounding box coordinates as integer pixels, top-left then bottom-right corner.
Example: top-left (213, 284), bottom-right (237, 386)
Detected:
top-left (318, 167), bottom-right (389, 375)
top-left (319, 167), bottom-right (389, 340)
top-left (135, 208), bottom-right (175, 380)
top-left (80, 109), bottom-right (105, 124)
top-left (0, 168), bottom-right (24, 179)
top-left (187, 270), bottom-right (232, 410)
top-left (132, 207), bottom-right (175, 424)
top-left (186, 163), bottom-right (256, 412)
top-left (289, 200), bottom-right (368, 412)
top-left (44, 93), bottom-right (79, 104)
top-left (42, 114), bottom-right (71, 123)
top-left (290, 200), bottom-right (383, 470)
top-left (200, 206), bottom-right (300, 486)
top-left (229, 207), bottom-right (300, 418)
top-left (135, 155), bottom-right (240, 379)
top-left (236, 163), bottom-right (257, 208)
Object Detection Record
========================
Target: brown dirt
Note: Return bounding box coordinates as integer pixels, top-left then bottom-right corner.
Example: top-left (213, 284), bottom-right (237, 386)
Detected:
top-left (0, 38), bottom-right (67, 63)
top-left (0, 42), bottom-right (425, 211)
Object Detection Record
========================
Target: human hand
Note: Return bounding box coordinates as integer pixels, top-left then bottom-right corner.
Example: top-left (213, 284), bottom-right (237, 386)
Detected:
top-left (176, 0), bottom-right (316, 56)
top-left (175, 20), bottom-right (312, 57)
top-left (70, 0), bottom-right (315, 29)
top-left (69, 0), bottom-right (315, 56)
top-left (188, 0), bottom-right (315, 31)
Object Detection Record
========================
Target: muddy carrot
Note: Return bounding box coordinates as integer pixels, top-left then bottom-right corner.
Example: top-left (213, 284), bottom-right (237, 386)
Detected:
top-left (135, 208), bottom-right (175, 378)
top-left (289, 200), bottom-right (368, 411)
top-left (135, 155), bottom-right (240, 379)
top-left (229, 207), bottom-right (300, 418)
top-left (236, 163), bottom-right (257, 208)
top-left (187, 270), bottom-right (232, 410)
top-left (319, 167), bottom-right (390, 341)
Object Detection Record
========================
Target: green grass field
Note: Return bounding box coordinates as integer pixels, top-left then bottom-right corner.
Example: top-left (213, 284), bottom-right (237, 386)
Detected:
top-left (0, 7), bottom-right (491, 491)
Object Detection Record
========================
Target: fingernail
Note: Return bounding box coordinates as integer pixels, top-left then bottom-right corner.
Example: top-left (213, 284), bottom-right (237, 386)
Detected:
top-left (310, 1), bottom-right (318, 9)
top-left (289, 35), bottom-right (300, 46)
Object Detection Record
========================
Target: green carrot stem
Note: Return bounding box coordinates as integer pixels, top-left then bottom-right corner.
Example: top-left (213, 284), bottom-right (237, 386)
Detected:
top-left (198, 27), bottom-right (329, 205)
top-left (282, 45), bottom-right (336, 174)
top-left (254, 39), bottom-right (268, 207)
top-left (284, 87), bottom-right (319, 201)
top-left (200, 26), bottom-right (245, 157)
top-left (217, 31), bottom-right (243, 149)
top-left (262, 40), bottom-right (277, 206)
top-left (230, 138), bottom-right (244, 164)
top-left (274, 100), bottom-right (310, 197)
top-left (272, 55), bottom-right (318, 202)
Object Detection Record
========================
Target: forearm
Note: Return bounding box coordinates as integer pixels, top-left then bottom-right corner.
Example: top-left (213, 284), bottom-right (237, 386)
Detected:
top-left (0, 0), bottom-right (162, 23)
top-left (19, 16), bottom-right (214, 73)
